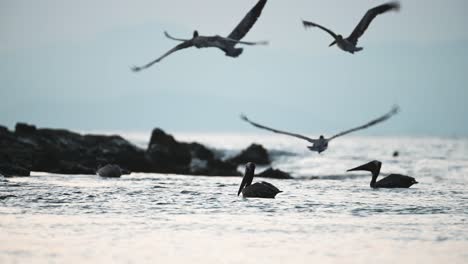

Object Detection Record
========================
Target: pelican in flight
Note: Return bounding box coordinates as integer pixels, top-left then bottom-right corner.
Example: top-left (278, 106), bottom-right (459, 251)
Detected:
top-left (238, 162), bottom-right (282, 198)
top-left (132, 0), bottom-right (268, 71)
top-left (302, 2), bottom-right (400, 54)
top-left (241, 106), bottom-right (399, 154)
top-left (347, 160), bottom-right (418, 188)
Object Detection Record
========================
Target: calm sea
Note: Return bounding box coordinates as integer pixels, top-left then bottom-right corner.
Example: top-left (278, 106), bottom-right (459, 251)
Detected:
top-left (1, 134), bottom-right (467, 263)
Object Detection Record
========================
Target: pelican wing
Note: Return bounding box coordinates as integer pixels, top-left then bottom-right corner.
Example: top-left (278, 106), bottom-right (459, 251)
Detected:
top-left (328, 106), bottom-right (399, 141)
top-left (302, 20), bottom-right (338, 39)
top-left (132, 41), bottom-right (193, 72)
top-left (227, 0), bottom-right (267, 41)
top-left (164, 31), bottom-right (190, 42)
top-left (223, 37), bottom-right (268, 46)
top-left (241, 114), bottom-right (317, 144)
top-left (347, 2), bottom-right (400, 45)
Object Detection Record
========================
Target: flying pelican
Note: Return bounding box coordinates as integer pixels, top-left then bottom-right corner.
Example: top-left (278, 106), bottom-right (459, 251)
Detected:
top-left (302, 2), bottom-right (400, 54)
top-left (238, 162), bottom-right (282, 198)
top-left (347, 160), bottom-right (418, 188)
top-left (241, 106), bottom-right (399, 154)
top-left (132, 0), bottom-right (268, 71)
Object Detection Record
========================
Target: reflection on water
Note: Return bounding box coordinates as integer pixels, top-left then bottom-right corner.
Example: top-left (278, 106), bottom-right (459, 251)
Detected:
top-left (1, 136), bottom-right (468, 263)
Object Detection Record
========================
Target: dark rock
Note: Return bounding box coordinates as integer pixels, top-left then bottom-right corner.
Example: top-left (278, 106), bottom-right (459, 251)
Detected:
top-left (0, 163), bottom-right (30, 177)
top-left (187, 143), bottom-right (215, 161)
top-left (256, 167), bottom-right (293, 179)
top-left (15, 123), bottom-right (37, 135)
top-left (0, 125), bottom-right (8, 134)
top-left (189, 158), bottom-right (240, 176)
top-left (393, 151), bottom-right (399, 157)
top-left (228, 143), bottom-right (270, 165)
top-left (146, 128), bottom-right (191, 173)
top-left (0, 123), bottom-right (243, 176)
top-left (52, 161), bottom-right (95, 175)
top-left (97, 164), bottom-right (126, 178)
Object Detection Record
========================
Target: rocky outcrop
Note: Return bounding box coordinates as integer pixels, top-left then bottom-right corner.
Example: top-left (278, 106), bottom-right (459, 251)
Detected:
top-left (0, 163), bottom-right (30, 177)
top-left (146, 129), bottom-right (239, 176)
top-left (96, 164), bottom-right (129, 178)
top-left (0, 123), bottom-right (240, 176)
top-left (228, 143), bottom-right (270, 166)
top-left (256, 167), bottom-right (293, 179)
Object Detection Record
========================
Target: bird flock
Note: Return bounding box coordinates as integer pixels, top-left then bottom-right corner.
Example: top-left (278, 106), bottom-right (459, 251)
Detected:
top-left (131, 1), bottom-right (418, 198)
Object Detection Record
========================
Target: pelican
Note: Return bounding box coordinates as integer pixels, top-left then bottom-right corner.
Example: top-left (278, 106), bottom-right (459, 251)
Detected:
top-left (241, 106), bottom-right (399, 154)
top-left (238, 162), bottom-right (282, 198)
top-left (132, 0), bottom-right (268, 71)
top-left (96, 164), bottom-right (129, 178)
top-left (302, 2), bottom-right (400, 54)
top-left (347, 160), bottom-right (418, 188)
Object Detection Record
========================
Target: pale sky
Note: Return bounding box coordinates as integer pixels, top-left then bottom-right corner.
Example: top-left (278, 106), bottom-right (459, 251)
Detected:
top-left (1, 0), bottom-right (467, 136)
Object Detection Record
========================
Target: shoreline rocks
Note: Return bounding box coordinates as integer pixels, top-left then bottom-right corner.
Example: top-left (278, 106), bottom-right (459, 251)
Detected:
top-left (256, 167), bottom-right (293, 179)
top-left (2, 123), bottom-right (279, 177)
top-left (228, 143), bottom-right (270, 166)
top-left (0, 163), bottom-right (30, 177)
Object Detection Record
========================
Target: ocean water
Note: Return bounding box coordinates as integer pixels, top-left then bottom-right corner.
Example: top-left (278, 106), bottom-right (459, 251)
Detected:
top-left (1, 134), bottom-right (467, 264)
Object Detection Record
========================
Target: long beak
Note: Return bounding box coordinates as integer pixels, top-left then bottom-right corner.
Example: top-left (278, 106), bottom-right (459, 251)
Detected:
top-left (329, 40), bottom-right (336, 47)
top-left (237, 166), bottom-right (254, 196)
top-left (347, 163), bottom-right (370, 172)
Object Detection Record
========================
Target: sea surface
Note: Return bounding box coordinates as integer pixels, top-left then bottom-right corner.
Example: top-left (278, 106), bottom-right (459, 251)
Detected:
top-left (1, 134), bottom-right (467, 264)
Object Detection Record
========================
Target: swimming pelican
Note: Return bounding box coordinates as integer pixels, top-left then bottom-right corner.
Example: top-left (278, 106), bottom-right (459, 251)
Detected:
top-left (302, 1), bottom-right (400, 54)
top-left (132, 0), bottom-right (268, 71)
top-left (347, 160), bottom-right (418, 188)
top-left (241, 106), bottom-right (399, 154)
top-left (238, 162), bottom-right (282, 198)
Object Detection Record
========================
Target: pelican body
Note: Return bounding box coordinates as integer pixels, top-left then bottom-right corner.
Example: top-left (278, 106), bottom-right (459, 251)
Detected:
top-left (241, 106), bottom-right (399, 154)
top-left (302, 2), bottom-right (400, 54)
top-left (238, 162), bottom-right (282, 198)
top-left (347, 160), bottom-right (418, 188)
top-left (132, 0), bottom-right (268, 71)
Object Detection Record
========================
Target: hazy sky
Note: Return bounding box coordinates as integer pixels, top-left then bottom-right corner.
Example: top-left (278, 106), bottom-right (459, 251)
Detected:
top-left (1, 0), bottom-right (467, 136)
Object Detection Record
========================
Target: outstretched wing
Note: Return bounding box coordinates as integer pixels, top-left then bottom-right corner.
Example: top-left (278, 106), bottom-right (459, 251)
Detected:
top-left (302, 20), bottom-right (338, 39)
top-left (241, 114), bottom-right (317, 143)
top-left (132, 41), bottom-right (193, 72)
top-left (347, 1), bottom-right (400, 45)
top-left (228, 0), bottom-right (267, 41)
top-left (164, 31), bottom-right (190, 42)
top-left (328, 105), bottom-right (399, 141)
top-left (223, 37), bottom-right (268, 46)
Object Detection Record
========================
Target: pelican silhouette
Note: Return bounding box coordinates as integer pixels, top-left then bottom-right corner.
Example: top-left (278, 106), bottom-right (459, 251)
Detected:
top-left (302, 2), bottom-right (400, 54)
top-left (241, 106), bottom-right (399, 154)
top-left (132, 0), bottom-right (268, 71)
top-left (238, 162), bottom-right (282, 198)
top-left (347, 160), bottom-right (418, 188)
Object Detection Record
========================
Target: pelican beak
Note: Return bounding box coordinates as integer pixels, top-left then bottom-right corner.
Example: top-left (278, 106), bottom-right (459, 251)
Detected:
top-left (329, 40), bottom-right (336, 47)
top-left (237, 177), bottom-right (247, 196)
top-left (237, 163), bottom-right (255, 196)
top-left (347, 163), bottom-right (371, 172)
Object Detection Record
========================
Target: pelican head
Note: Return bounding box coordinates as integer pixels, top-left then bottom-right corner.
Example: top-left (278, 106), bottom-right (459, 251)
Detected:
top-left (329, 35), bottom-right (342, 47)
top-left (193, 30), bottom-right (199, 38)
top-left (237, 162), bottom-right (256, 196)
top-left (347, 160), bottom-right (382, 176)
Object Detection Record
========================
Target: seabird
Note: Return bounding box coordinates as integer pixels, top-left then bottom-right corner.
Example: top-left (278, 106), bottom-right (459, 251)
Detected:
top-left (238, 162), bottom-right (282, 198)
top-left (241, 106), bottom-right (399, 154)
top-left (302, 2), bottom-right (400, 54)
top-left (347, 160), bottom-right (418, 188)
top-left (132, 0), bottom-right (268, 71)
